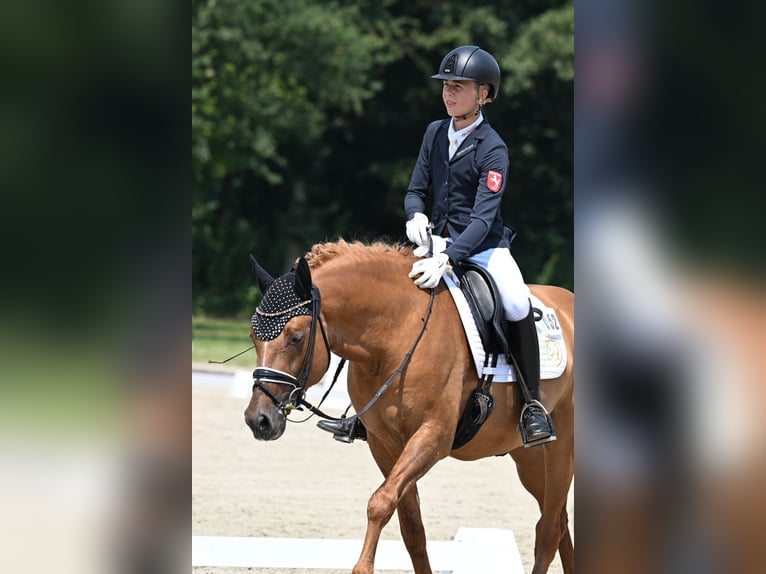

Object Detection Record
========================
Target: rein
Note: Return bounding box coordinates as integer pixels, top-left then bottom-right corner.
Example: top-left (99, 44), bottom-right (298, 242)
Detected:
top-left (252, 282), bottom-right (437, 424)
top-left (352, 288), bottom-right (435, 421)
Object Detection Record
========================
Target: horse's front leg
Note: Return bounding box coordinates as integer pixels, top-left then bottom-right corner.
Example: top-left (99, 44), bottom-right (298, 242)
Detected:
top-left (364, 434), bottom-right (431, 574)
top-left (396, 484), bottom-right (430, 572)
top-left (353, 427), bottom-right (450, 574)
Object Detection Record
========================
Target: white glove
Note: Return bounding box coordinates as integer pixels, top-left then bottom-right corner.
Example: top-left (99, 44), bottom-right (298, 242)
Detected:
top-left (413, 235), bottom-right (447, 257)
top-left (405, 212), bottom-right (430, 247)
top-left (408, 252), bottom-right (451, 289)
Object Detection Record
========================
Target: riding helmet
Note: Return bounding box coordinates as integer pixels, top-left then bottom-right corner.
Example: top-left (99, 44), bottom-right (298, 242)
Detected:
top-left (432, 46), bottom-right (502, 99)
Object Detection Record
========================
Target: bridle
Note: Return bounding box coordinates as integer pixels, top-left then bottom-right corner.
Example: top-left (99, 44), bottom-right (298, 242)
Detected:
top-left (252, 273), bottom-right (436, 425)
top-left (252, 284), bottom-right (331, 417)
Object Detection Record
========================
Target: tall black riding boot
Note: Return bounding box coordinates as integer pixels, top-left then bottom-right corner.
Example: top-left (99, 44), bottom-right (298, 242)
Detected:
top-left (507, 304), bottom-right (556, 447)
top-left (316, 415), bottom-right (368, 444)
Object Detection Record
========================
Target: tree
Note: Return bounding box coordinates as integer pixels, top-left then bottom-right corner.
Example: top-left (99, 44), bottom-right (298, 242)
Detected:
top-left (192, 0), bottom-right (387, 314)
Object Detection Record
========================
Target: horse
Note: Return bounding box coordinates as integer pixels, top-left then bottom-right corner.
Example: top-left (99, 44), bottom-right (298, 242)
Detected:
top-left (244, 239), bottom-right (574, 574)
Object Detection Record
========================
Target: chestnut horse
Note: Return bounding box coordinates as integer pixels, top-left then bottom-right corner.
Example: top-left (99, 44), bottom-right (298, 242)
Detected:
top-left (244, 240), bottom-right (574, 574)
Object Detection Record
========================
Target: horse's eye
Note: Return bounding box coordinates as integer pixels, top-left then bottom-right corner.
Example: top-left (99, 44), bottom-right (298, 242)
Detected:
top-left (287, 332), bottom-right (305, 345)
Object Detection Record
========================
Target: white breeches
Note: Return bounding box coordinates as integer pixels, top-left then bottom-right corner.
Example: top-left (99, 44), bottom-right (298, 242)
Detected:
top-left (464, 246), bottom-right (531, 322)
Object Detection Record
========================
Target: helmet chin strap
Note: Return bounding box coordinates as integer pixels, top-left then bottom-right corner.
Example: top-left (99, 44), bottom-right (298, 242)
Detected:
top-left (454, 101), bottom-right (484, 122)
top-left (455, 109), bottom-right (479, 121)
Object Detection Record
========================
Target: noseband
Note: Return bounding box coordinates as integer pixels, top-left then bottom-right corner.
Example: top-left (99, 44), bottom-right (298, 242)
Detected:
top-left (252, 284), bottom-right (331, 417)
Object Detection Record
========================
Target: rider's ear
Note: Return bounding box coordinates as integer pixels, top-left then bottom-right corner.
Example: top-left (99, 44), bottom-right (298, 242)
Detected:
top-left (249, 254), bottom-right (274, 293)
top-left (294, 257), bottom-right (312, 300)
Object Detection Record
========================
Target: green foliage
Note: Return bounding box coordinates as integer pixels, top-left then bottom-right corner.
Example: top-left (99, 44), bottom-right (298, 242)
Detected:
top-left (503, 2), bottom-right (574, 95)
top-left (193, 0), bottom-right (574, 314)
top-left (192, 0), bottom-right (388, 314)
top-left (192, 0), bottom-right (385, 186)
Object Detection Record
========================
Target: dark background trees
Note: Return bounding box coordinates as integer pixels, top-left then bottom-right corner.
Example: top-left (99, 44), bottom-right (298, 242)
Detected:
top-left (192, 0), bottom-right (573, 316)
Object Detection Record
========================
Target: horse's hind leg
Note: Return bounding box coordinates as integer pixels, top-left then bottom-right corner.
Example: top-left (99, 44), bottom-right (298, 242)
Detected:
top-left (510, 429), bottom-right (574, 574)
top-left (353, 430), bottom-right (447, 574)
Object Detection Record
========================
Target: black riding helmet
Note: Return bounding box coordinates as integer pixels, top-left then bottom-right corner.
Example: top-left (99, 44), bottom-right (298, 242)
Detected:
top-left (432, 46), bottom-right (501, 99)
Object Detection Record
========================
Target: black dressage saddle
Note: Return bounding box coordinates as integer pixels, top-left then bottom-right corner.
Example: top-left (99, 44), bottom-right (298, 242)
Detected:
top-left (451, 261), bottom-right (511, 359)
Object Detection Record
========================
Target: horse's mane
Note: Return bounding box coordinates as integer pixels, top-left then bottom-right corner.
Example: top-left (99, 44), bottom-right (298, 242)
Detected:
top-left (304, 239), bottom-right (413, 269)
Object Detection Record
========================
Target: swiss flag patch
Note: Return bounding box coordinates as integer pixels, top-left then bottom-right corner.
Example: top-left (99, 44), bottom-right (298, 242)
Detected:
top-left (487, 170), bottom-right (503, 192)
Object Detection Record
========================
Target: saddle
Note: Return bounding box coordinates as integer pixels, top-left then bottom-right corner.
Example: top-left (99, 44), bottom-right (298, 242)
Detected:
top-left (451, 262), bottom-right (511, 359)
top-left (449, 262), bottom-right (506, 450)
top-left (449, 261), bottom-right (541, 450)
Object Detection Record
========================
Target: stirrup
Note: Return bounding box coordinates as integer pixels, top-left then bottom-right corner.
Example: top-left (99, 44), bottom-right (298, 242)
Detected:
top-left (519, 400), bottom-right (557, 448)
top-left (333, 432), bottom-right (355, 444)
top-left (316, 416), bottom-right (365, 444)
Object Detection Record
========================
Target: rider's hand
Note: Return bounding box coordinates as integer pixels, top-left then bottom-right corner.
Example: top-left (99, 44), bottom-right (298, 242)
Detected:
top-left (405, 213), bottom-right (430, 247)
top-left (408, 252), bottom-right (451, 289)
top-left (413, 235), bottom-right (447, 257)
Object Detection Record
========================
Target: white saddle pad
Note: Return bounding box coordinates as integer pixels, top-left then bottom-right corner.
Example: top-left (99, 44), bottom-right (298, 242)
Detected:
top-left (442, 273), bottom-right (568, 382)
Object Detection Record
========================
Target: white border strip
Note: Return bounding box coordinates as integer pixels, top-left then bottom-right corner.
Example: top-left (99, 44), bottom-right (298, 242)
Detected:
top-left (192, 527), bottom-right (523, 573)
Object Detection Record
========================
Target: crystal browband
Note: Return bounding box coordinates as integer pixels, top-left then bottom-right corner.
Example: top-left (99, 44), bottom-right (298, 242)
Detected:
top-left (254, 299), bottom-right (312, 317)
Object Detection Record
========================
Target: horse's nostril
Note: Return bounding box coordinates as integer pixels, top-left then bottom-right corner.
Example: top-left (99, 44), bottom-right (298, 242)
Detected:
top-left (257, 413), bottom-right (272, 434)
top-left (245, 410), bottom-right (279, 440)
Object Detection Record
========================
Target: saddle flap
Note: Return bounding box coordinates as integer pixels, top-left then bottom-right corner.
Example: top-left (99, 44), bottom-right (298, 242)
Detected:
top-left (453, 262), bottom-right (509, 357)
top-left (463, 269), bottom-right (494, 323)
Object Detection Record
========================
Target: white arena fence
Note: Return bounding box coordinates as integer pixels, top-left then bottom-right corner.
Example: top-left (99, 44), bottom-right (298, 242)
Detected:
top-left (192, 527), bottom-right (524, 573)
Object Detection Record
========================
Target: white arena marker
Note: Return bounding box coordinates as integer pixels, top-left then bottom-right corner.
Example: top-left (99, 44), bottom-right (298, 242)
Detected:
top-left (228, 369), bottom-right (253, 399)
top-left (192, 527), bottom-right (524, 573)
top-left (449, 527), bottom-right (524, 574)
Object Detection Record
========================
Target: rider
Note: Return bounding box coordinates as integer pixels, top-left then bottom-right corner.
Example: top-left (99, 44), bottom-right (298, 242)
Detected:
top-left (318, 46), bottom-right (555, 447)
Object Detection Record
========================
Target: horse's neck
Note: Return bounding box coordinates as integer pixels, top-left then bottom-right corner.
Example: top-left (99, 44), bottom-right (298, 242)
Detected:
top-left (314, 259), bottom-right (415, 363)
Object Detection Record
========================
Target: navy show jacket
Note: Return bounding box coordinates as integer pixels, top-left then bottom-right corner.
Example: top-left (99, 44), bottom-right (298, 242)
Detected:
top-left (404, 117), bottom-right (512, 264)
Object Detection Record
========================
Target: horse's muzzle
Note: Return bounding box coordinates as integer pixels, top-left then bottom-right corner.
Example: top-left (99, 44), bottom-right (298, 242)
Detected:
top-left (244, 409), bottom-right (286, 441)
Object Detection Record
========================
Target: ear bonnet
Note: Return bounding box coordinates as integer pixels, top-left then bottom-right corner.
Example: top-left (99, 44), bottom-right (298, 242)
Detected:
top-left (252, 272), bottom-right (312, 341)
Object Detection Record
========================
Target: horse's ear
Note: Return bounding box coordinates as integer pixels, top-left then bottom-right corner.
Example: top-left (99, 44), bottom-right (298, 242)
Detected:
top-left (294, 257), bottom-right (312, 300)
top-left (249, 254), bottom-right (274, 293)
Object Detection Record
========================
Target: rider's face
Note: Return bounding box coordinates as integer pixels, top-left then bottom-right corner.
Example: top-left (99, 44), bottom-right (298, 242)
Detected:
top-left (442, 80), bottom-right (484, 121)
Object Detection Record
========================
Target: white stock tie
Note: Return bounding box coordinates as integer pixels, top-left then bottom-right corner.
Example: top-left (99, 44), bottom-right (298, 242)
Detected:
top-left (448, 135), bottom-right (458, 159)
